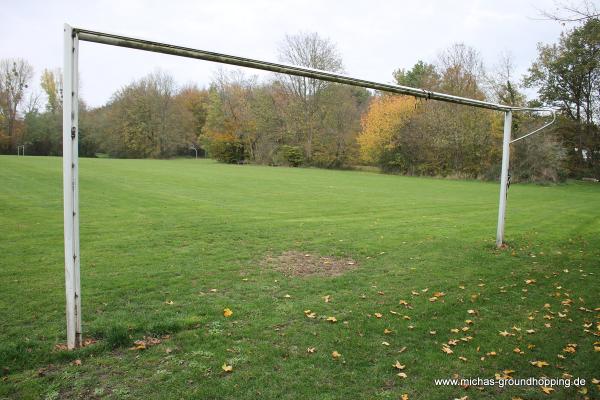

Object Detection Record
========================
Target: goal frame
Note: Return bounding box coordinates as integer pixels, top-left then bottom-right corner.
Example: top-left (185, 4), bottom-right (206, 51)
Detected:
top-left (62, 24), bottom-right (554, 349)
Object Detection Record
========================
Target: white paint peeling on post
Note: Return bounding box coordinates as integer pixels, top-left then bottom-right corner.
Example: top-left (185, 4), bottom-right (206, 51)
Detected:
top-left (63, 24), bottom-right (82, 349)
top-left (496, 111), bottom-right (512, 248)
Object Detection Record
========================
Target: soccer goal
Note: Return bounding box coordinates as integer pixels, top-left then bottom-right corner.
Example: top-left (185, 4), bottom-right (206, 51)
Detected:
top-left (61, 24), bottom-right (555, 349)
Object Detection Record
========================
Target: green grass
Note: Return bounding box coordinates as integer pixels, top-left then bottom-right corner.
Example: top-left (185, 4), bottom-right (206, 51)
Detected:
top-left (0, 156), bottom-right (598, 400)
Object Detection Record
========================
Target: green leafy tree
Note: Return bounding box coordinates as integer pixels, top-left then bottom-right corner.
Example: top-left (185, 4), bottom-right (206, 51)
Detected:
top-left (524, 18), bottom-right (600, 177)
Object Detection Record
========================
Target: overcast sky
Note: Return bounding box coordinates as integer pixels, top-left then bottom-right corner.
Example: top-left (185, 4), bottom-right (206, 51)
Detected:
top-left (1, 0), bottom-right (574, 108)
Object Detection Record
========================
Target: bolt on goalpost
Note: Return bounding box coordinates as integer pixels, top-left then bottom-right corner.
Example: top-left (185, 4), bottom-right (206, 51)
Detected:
top-left (62, 24), bottom-right (555, 349)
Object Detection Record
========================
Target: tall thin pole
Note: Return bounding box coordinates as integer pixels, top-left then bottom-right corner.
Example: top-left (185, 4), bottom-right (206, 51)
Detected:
top-left (496, 111), bottom-right (512, 248)
top-left (63, 24), bottom-right (82, 349)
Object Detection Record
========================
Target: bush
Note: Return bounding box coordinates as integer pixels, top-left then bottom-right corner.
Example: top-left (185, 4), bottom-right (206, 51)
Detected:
top-left (277, 145), bottom-right (303, 167)
top-left (207, 134), bottom-right (245, 164)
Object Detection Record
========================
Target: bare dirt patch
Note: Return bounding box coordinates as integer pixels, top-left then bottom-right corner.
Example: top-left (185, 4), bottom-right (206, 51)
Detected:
top-left (263, 251), bottom-right (359, 277)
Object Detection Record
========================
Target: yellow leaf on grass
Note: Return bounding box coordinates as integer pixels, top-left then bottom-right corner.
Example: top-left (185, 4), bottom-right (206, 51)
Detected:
top-left (222, 363), bottom-right (233, 372)
top-left (331, 351), bottom-right (341, 359)
top-left (442, 346), bottom-right (453, 354)
top-left (304, 310), bottom-right (317, 319)
top-left (382, 341), bottom-right (390, 346)
top-left (374, 313), bottom-right (383, 318)
top-left (307, 347), bottom-right (316, 353)
top-left (563, 346), bottom-right (576, 353)
top-left (499, 330), bottom-right (513, 337)
top-left (513, 347), bottom-right (524, 354)
top-left (326, 316), bottom-right (337, 323)
top-left (401, 394), bottom-right (409, 400)
top-left (540, 386), bottom-right (554, 394)
top-left (531, 360), bottom-right (550, 368)
top-left (393, 361), bottom-right (405, 370)
top-left (384, 328), bottom-right (392, 334)
top-left (223, 308), bottom-right (233, 318)
top-left (525, 279), bottom-right (536, 285)
top-left (397, 372), bottom-right (408, 378)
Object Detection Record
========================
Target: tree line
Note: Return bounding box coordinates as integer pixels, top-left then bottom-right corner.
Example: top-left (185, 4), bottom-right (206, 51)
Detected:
top-left (1, 14), bottom-right (598, 181)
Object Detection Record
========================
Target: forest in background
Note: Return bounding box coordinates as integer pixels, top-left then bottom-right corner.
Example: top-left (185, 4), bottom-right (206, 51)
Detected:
top-left (1, 11), bottom-right (598, 182)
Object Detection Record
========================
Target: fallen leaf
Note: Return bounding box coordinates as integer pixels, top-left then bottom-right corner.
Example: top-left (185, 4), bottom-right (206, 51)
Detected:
top-left (531, 360), bottom-right (550, 368)
top-left (131, 340), bottom-right (146, 350)
top-left (72, 359), bottom-right (82, 366)
top-left (331, 351), bottom-right (341, 359)
top-left (401, 394), bottom-right (409, 400)
top-left (307, 347), bottom-right (316, 353)
top-left (165, 300), bottom-right (174, 305)
top-left (540, 386), bottom-right (554, 394)
top-left (374, 313), bottom-right (383, 318)
top-left (323, 295), bottom-right (331, 303)
top-left (326, 316), bottom-right (337, 323)
top-left (222, 363), bottom-right (233, 372)
top-left (223, 308), bottom-right (233, 318)
top-left (393, 361), bottom-right (405, 370)
top-left (382, 341), bottom-right (390, 346)
top-left (397, 372), bottom-right (407, 378)
top-left (384, 328), bottom-right (392, 334)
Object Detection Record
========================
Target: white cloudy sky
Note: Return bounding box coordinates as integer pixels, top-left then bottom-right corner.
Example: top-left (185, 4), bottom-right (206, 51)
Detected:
top-left (1, 0), bottom-right (575, 108)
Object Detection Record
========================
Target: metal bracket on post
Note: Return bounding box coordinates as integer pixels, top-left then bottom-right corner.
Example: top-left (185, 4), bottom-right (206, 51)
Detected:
top-left (496, 110), bottom-right (512, 248)
top-left (63, 23), bottom-right (81, 349)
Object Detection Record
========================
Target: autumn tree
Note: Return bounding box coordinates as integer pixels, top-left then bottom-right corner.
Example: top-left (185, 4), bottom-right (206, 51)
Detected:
top-left (0, 58), bottom-right (33, 151)
top-left (40, 69), bottom-right (63, 114)
top-left (103, 70), bottom-right (195, 158)
top-left (277, 32), bottom-right (344, 161)
top-left (357, 95), bottom-right (417, 171)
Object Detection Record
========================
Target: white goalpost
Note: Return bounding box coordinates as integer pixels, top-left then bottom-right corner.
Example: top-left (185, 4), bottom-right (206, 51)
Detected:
top-left (62, 24), bottom-right (555, 349)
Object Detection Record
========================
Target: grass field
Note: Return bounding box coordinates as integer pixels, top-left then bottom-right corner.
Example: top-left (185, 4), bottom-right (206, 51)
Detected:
top-left (1, 156), bottom-right (599, 400)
